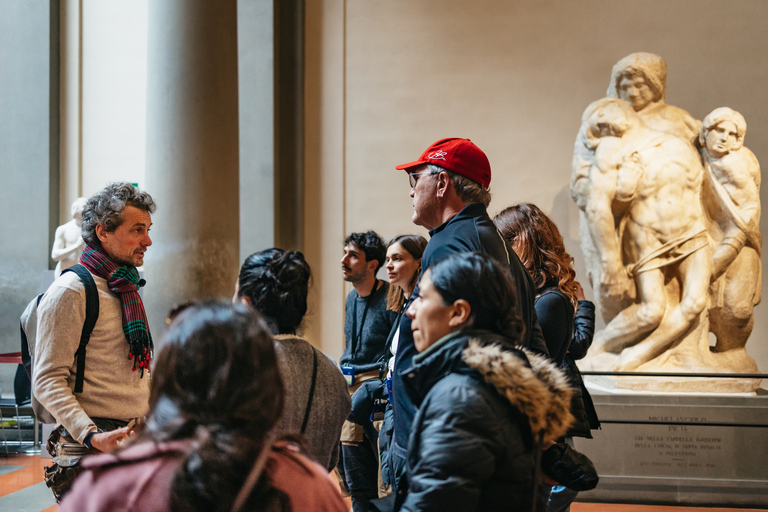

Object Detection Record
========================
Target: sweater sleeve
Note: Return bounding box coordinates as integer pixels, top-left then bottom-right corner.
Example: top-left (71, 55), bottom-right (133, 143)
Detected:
top-left (34, 282), bottom-right (98, 442)
top-left (534, 292), bottom-right (573, 365)
top-left (569, 300), bottom-right (596, 361)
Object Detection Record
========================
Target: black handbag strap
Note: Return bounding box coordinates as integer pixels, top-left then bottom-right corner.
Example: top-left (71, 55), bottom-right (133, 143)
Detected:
top-left (62, 264), bottom-right (99, 393)
top-left (300, 347), bottom-right (319, 435)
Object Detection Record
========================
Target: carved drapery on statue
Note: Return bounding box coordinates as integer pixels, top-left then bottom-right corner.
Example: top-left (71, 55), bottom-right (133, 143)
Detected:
top-left (572, 52), bottom-right (762, 392)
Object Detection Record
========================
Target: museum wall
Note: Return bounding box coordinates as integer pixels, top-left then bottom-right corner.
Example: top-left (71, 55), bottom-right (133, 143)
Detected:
top-left (302, 0), bottom-right (768, 381)
top-left (0, 1), bottom-right (57, 392)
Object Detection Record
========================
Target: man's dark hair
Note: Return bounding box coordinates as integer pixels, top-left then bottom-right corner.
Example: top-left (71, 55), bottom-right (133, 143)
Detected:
top-left (344, 230), bottom-right (386, 272)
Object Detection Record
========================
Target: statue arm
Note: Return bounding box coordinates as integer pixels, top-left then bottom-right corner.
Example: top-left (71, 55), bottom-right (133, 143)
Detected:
top-left (571, 132), bottom-right (593, 211)
top-left (614, 153), bottom-right (644, 203)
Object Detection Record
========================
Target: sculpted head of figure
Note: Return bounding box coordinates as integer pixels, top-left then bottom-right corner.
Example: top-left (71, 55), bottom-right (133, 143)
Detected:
top-left (607, 52), bottom-right (667, 112)
top-left (700, 107), bottom-right (747, 158)
top-left (70, 197), bottom-right (88, 224)
top-left (580, 97), bottom-right (640, 150)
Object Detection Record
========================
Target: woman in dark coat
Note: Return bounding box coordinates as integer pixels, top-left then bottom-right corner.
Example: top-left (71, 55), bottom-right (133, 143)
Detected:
top-left (397, 253), bottom-right (573, 512)
top-left (495, 203), bottom-right (600, 512)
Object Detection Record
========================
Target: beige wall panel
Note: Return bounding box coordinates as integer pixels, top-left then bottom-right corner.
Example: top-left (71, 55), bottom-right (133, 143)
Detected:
top-left (304, 0), bottom-right (347, 358)
top-left (80, 0), bottom-right (147, 196)
top-left (307, 0), bottom-right (768, 374)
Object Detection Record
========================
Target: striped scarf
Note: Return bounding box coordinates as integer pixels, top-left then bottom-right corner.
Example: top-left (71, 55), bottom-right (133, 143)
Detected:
top-left (80, 242), bottom-right (153, 376)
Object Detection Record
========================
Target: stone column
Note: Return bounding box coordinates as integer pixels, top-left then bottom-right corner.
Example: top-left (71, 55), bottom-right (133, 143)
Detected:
top-left (143, 0), bottom-right (239, 339)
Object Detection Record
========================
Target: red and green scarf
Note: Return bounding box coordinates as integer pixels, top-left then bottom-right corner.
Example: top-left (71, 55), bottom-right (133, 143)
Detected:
top-left (80, 242), bottom-right (153, 376)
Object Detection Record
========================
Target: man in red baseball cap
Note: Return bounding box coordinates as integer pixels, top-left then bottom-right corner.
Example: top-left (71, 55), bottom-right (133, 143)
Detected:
top-left (384, 138), bottom-right (550, 504)
top-left (395, 137), bottom-right (492, 230)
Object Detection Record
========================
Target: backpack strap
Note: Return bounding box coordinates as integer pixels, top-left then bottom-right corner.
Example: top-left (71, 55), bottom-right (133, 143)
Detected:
top-left (62, 264), bottom-right (99, 393)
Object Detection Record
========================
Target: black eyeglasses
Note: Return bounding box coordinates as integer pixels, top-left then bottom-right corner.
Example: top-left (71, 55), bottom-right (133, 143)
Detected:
top-left (408, 170), bottom-right (439, 188)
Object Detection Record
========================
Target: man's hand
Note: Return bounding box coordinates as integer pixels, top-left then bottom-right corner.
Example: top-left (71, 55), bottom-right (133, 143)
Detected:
top-left (90, 427), bottom-right (133, 453)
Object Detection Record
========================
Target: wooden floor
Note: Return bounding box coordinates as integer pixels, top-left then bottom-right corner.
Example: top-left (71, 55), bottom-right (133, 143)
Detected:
top-left (2, 454), bottom-right (765, 512)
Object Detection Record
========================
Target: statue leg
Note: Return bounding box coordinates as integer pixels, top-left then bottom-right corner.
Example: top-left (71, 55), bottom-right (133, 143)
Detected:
top-left (613, 246), bottom-right (712, 371)
top-left (593, 268), bottom-right (666, 354)
top-left (712, 249), bottom-right (760, 352)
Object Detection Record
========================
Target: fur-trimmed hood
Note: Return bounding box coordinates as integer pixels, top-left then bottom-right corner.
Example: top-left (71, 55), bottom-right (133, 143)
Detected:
top-left (462, 339), bottom-right (573, 442)
top-left (402, 330), bottom-right (573, 443)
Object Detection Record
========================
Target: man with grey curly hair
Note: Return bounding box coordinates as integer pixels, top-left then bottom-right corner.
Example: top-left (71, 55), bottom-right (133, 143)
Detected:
top-left (33, 182), bottom-right (156, 501)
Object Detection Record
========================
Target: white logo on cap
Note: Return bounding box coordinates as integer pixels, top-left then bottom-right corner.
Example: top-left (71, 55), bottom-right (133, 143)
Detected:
top-left (427, 150), bottom-right (447, 161)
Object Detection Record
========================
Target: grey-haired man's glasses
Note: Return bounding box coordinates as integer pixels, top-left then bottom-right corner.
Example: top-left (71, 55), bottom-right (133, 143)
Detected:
top-left (408, 170), bottom-right (439, 189)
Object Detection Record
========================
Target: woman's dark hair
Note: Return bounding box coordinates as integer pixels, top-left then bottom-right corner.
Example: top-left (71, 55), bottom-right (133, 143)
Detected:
top-left (144, 301), bottom-right (287, 512)
top-left (385, 234), bottom-right (428, 312)
top-left (428, 252), bottom-right (522, 341)
top-left (494, 203), bottom-right (577, 306)
top-left (237, 249), bottom-right (311, 335)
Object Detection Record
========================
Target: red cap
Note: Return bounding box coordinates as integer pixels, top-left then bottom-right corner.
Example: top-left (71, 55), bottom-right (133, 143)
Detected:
top-left (395, 138), bottom-right (491, 189)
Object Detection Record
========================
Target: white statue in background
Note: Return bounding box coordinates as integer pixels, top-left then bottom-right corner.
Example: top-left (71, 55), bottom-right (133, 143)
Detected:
top-left (699, 108), bottom-right (762, 354)
top-left (573, 53), bottom-right (762, 391)
top-left (52, 197), bottom-right (87, 277)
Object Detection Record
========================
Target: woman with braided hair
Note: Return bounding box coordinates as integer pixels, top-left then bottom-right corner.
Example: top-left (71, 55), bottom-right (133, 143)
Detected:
top-left (60, 301), bottom-right (348, 512)
top-left (236, 248), bottom-right (351, 471)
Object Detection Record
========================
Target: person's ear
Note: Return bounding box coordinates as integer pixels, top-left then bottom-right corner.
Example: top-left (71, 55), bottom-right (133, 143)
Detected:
top-left (368, 259), bottom-right (379, 275)
top-left (95, 224), bottom-right (109, 243)
top-left (448, 299), bottom-right (472, 328)
top-left (239, 295), bottom-right (251, 306)
top-left (436, 172), bottom-right (449, 198)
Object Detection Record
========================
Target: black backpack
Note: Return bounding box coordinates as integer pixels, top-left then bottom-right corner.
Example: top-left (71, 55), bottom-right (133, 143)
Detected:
top-left (20, 264), bottom-right (99, 423)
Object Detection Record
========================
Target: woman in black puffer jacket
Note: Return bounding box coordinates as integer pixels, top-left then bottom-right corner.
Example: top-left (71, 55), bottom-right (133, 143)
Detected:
top-left (396, 253), bottom-right (573, 512)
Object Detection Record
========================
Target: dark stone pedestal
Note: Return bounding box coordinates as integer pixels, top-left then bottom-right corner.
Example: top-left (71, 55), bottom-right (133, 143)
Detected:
top-left (574, 390), bottom-right (768, 508)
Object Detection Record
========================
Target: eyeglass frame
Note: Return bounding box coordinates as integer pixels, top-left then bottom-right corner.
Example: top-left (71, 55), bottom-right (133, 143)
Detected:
top-left (408, 170), bottom-right (440, 188)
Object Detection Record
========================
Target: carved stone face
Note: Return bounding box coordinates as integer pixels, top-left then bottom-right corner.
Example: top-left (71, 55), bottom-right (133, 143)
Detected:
top-left (618, 75), bottom-right (655, 112)
top-left (705, 120), bottom-right (738, 158)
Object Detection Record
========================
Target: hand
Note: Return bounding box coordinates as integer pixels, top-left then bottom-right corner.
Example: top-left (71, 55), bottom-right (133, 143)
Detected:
top-left (573, 281), bottom-right (586, 301)
top-left (90, 427), bottom-right (134, 453)
top-left (615, 153), bottom-right (644, 202)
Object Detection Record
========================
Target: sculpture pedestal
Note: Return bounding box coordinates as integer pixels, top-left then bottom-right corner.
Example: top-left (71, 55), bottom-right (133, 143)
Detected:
top-left (575, 389), bottom-right (768, 508)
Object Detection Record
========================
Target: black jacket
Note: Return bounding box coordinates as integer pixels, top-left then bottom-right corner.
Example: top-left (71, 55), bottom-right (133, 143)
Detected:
top-left (563, 300), bottom-right (600, 438)
top-left (534, 284), bottom-right (574, 365)
top-left (392, 203), bottom-right (550, 455)
top-left (398, 330), bottom-right (572, 512)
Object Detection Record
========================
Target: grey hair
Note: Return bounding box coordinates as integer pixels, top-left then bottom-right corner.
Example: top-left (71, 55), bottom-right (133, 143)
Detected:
top-left (81, 182), bottom-right (156, 244)
top-left (427, 163), bottom-right (492, 207)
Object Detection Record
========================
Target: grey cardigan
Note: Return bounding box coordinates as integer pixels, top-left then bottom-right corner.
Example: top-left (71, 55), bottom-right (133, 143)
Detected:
top-left (273, 334), bottom-right (351, 471)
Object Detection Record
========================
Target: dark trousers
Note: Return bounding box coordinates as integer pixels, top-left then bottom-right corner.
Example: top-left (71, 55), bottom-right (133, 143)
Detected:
top-left (339, 421), bottom-right (380, 512)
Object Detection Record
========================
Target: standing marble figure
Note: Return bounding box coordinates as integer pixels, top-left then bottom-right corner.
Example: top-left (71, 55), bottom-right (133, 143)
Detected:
top-left (51, 197), bottom-right (88, 278)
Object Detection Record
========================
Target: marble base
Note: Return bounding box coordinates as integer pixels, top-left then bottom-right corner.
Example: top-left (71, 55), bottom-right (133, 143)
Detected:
top-left (574, 389), bottom-right (768, 507)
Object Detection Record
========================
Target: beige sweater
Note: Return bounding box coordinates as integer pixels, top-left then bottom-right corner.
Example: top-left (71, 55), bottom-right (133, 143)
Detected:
top-left (33, 271), bottom-right (150, 443)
